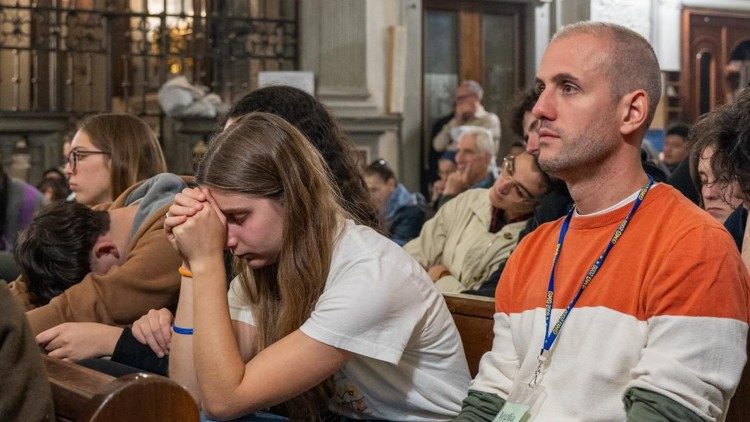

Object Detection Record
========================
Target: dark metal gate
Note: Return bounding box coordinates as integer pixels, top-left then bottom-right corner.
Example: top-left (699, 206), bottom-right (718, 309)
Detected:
top-left (0, 0), bottom-right (297, 130)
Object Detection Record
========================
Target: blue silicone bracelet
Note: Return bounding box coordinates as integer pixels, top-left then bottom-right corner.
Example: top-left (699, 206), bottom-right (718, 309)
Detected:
top-left (171, 324), bottom-right (194, 335)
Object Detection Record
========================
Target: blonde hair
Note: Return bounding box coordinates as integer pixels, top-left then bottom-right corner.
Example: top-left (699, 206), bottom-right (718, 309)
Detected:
top-left (197, 112), bottom-right (346, 419)
top-left (79, 113), bottom-right (167, 199)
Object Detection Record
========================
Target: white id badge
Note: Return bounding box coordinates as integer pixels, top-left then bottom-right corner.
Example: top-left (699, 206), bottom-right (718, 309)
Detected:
top-left (492, 382), bottom-right (547, 422)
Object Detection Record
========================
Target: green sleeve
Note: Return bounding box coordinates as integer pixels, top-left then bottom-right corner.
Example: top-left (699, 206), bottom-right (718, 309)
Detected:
top-left (624, 387), bottom-right (704, 422)
top-left (454, 389), bottom-right (506, 422)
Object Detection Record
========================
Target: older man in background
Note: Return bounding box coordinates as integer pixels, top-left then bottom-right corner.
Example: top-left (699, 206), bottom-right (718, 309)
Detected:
top-left (432, 80), bottom-right (501, 153)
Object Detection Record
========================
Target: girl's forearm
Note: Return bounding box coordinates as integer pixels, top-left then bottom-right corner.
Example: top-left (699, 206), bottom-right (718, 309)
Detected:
top-left (191, 256), bottom-right (249, 417)
top-left (168, 272), bottom-right (201, 403)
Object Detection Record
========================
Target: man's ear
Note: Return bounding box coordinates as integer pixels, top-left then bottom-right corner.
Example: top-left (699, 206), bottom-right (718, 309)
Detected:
top-left (620, 90), bottom-right (649, 137)
top-left (90, 234), bottom-right (120, 274)
top-left (93, 237), bottom-right (119, 260)
top-left (387, 178), bottom-right (397, 190)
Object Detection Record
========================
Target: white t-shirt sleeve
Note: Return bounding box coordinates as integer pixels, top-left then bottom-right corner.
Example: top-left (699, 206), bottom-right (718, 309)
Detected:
top-left (300, 249), bottom-right (432, 366)
top-left (227, 275), bottom-right (256, 326)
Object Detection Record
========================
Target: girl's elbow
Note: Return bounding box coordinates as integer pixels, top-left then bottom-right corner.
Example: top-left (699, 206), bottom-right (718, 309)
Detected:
top-left (202, 400), bottom-right (234, 421)
top-left (202, 395), bottom-right (255, 421)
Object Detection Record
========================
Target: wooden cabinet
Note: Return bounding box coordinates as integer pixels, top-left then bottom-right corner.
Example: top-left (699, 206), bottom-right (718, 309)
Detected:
top-left (681, 8), bottom-right (750, 122)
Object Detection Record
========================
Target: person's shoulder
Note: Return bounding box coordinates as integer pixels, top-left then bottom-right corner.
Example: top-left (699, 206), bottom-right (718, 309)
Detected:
top-left (642, 184), bottom-right (736, 252)
top-left (647, 184), bottom-right (724, 231)
top-left (435, 188), bottom-right (488, 216)
top-left (9, 177), bottom-right (44, 201)
top-left (457, 188), bottom-right (489, 202)
top-left (334, 221), bottom-right (424, 271)
top-left (392, 203), bottom-right (426, 220)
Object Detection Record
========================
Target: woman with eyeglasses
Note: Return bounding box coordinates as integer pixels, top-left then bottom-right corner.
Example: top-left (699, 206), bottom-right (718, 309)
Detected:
top-left (404, 152), bottom-right (551, 294)
top-left (65, 113), bottom-right (167, 206)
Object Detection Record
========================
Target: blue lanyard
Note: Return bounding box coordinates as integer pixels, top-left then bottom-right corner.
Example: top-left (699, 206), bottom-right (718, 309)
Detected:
top-left (540, 177), bottom-right (654, 355)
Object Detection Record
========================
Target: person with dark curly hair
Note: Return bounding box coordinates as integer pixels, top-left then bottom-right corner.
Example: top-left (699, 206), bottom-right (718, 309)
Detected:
top-left (688, 86), bottom-right (750, 256)
top-left (223, 85), bottom-right (380, 230)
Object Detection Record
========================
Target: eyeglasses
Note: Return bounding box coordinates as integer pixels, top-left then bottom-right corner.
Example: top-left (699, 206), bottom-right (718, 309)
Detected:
top-left (65, 149), bottom-right (110, 173)
top-left (501, 155), bottom-right (538, 203)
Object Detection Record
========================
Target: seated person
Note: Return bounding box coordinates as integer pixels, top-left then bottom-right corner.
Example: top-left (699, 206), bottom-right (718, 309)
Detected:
top-left (432, 80), bottom-right (501, 152)
top-left (429, 151), bottom-right (457, 210)
top-left (0, 162), bottom-right (47, 282)
top-left (405, 152), bottom-right (551, 293)
top-left (37, 176), bottom-right (71, 203)
top-left (0, 281), bottom-right (54, 420)
top-left (661, 122), bottom-right (690, 174)
top-left (689, 85), bottom-right (750, 252)
top-left (9, 173), bottom-right (189, 335)
top-left (364, 159), bottom-right (427, 246)
top-left (436, 126), bottom-right (497, 210)
top-left (161, 113), bottom-right (470, 420)
top-left (694, 143), bottom-right (743, 224)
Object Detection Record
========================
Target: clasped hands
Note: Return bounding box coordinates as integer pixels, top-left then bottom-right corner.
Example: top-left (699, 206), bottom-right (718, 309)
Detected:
top-left (164, 187), bottom-right (227, 268)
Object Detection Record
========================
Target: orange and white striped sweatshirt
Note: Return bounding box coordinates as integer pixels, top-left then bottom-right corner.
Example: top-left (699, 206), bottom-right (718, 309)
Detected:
top-left (467, 183), bottom-right (750, 421)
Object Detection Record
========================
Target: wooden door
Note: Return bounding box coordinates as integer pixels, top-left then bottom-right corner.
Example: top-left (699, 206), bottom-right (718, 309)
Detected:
top-left (681, 8), bottom-right (750, 122)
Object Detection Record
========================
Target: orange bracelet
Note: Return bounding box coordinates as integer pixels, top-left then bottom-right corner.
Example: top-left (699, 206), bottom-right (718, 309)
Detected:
top-left (178, 266), bottom-right (193, 278)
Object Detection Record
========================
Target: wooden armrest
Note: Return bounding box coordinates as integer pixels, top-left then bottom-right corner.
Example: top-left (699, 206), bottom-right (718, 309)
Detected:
top-left (43, 355), bottom-right (199, 421)
top-left (443, 293), bottom-right (495, 377)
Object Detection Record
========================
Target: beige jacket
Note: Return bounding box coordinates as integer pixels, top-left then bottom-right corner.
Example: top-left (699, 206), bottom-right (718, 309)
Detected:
top-left (404, 189), bottom-right (527, 293)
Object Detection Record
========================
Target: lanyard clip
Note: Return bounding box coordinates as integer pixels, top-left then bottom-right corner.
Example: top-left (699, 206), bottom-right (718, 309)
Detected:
top-left (528, 352), bottom-right (548, 388)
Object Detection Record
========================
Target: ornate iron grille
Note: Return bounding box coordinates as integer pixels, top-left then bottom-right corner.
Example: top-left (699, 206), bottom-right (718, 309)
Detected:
top-left (0, 0), bottom-right (297, 129)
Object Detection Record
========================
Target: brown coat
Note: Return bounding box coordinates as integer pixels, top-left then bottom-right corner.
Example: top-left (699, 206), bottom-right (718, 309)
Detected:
top-left (9, 176), bottom-right (189, 334)
top-left (0, 281), bottom-right (54, 420)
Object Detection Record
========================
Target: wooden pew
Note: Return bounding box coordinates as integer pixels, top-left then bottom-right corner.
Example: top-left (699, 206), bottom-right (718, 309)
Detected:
top-left (726, 339), bottom-right (750, 422)
top-left (443, 293), bottom-right (495, 377)
top-left (43, 355), bottom-right (199, 421)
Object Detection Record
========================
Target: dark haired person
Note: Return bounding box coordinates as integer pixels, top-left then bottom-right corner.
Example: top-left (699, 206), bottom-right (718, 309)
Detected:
top-left (9, 173), bottom-right (189, 336)
top-left (689, 86), bottom-right (750, 257)
top-left (405, 152), bottom-right (550, 293)
top-left (37, 176), bottom-right (71, 203)
top-left (364, 159), bottom-right (426, 246)
top-left (661, 122), bottom-right (690, 174)
top-left (224, 85), bottom-right (379, 230)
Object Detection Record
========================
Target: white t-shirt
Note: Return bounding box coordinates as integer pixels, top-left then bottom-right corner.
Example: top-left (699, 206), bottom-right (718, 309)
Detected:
top-left (228, 220), bottom-right (470, 421)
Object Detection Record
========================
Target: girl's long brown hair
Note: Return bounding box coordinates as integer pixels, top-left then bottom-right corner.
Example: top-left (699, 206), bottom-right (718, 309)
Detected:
top-left (79, 113), bottom-right (167, 200)
top-left (196, 112), bottom-right (345, 419)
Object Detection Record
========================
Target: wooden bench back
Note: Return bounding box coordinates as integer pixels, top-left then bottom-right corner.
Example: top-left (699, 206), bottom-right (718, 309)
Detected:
top-left (43, 355), bottom-right (199, 422)
top-left (726, 338), bottom-right (750, 422)
top-left (443, 293), bottom-right (495, 377)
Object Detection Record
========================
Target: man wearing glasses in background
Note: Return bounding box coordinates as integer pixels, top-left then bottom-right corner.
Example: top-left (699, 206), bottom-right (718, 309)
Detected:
top-left (432, 80), bottom-right (501, 154)
top-left (404, 152), bottom-right (551, 294)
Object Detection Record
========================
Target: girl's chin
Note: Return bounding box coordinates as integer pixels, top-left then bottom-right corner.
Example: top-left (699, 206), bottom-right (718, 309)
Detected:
top-left (240, 256), bottom-right (275, 269)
